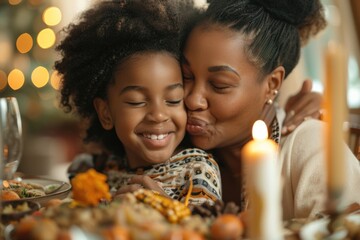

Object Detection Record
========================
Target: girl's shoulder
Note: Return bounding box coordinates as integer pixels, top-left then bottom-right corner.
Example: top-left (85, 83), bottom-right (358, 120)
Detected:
top-left (170, 148), bottom-right (218, 168)
top-left (175, 148), bottom-right (211, 156)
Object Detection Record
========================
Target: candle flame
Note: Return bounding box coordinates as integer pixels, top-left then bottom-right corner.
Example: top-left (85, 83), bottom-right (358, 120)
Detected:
top-left (252, 120), bottom-right (268, 140)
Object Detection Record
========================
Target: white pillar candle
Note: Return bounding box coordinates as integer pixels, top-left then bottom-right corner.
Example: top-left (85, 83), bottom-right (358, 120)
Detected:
top-left (242, 120), bottom-right (283, 240)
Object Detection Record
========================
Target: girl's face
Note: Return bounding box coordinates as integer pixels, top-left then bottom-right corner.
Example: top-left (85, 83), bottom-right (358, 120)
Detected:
top-left (95, 52), bottom-right (186, 168)
top-left (182, 26), bottom-right (271, 151)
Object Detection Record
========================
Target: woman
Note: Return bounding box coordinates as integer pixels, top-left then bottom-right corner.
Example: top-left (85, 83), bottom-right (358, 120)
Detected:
top-left (181, 0), bottom-right (360, 219)
top-left (64, 0), bottom-right (328, 217)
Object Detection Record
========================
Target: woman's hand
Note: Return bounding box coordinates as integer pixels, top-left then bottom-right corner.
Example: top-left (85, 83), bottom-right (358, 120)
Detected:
top-left (282, 79), bottom-right (323, 135)
top-left (113, 175), bottom-right (167, 199)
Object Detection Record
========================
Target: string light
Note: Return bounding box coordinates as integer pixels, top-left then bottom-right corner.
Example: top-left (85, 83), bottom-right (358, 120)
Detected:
top-left (0, 70), bottom-right (7, 91)
top-left (37, 28), bottom-right (56, 49)
top-left (8, 0), bottom-right (22, 5)
top-left (31, 66), bottom-right (49, 88)
top-left (50, 71), bottom-right (61, 90)
top-left (43, 7), bottom-right (62, 26)
top-left (8, 69), bottom-right (25, 90)
top-left (16, 33), bottom-right (33, 53)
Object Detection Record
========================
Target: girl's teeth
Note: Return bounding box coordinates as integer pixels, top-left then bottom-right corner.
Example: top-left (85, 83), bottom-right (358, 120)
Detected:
top-left (145, 134), bottom-right (167, 140)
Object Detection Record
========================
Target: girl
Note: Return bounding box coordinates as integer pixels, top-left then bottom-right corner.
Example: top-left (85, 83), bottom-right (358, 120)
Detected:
top-left (55, 0), bottom-right (221, 206)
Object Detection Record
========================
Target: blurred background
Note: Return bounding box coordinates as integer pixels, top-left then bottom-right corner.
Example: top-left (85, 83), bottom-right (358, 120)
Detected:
top-left (0, 0), bottom-right (359, 181)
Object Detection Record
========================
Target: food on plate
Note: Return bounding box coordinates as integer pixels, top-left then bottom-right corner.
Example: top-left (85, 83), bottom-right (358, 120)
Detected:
top-left (1, 180), bottom-right (46, 198)
top-left (1, 200), bottom-right (41, 224)
top-left (210, 214), bottom-right (244, 240)
top-left (2, 202), bottom-right (31, 214)
top-left (45, 198), bottom-right (63, 208)
top-left (13, 217), bottom-right (59, 240)
top-left (71, 169), bottom-right (111, 206)
top-left (8, 169), bottom-right (360, 240)
top-left (163, 229), bottom-right (204, 240)
top-left (101, 226), bottom-right (130, 240)
top-left (134, 188), bottom-right (191, 223)
top-left (1, 190), bottom-right (20, 201)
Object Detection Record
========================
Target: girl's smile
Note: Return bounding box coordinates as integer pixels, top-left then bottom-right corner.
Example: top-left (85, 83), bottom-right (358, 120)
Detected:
top-left (95, 52), bottom-right (187, 169)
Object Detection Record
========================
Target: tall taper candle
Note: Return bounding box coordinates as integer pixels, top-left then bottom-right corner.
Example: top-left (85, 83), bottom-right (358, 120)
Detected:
top-left (323, 41), bottom-right (348, 212)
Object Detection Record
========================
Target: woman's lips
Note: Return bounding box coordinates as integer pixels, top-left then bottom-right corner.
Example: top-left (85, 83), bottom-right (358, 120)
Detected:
top-left (186, 118), bottom-right (209, 135)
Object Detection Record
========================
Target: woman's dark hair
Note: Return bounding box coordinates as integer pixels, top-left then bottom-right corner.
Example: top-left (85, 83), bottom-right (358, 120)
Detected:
top-left (181, 0), bottom-right (326, 78)
top-left (55, 0), bottom-right (196, 156)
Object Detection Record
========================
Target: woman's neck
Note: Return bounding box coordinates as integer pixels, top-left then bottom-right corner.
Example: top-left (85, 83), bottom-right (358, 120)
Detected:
top-left (214, 145), bottom-right (244, 176)
top-left (213, 145), bottom-right (246, 206)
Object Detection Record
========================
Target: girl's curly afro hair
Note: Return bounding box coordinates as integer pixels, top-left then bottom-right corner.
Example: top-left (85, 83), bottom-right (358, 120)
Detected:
top-left (55, 0), bottom-right (197, 156)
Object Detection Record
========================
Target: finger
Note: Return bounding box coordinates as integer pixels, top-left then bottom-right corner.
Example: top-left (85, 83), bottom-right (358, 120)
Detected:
top-left (129, 175), bottom-right (156, 188)
top-left (300, 79), bottom-right (313, 94)
top-left (112, 193), bottom-right (128, 201)
top-left (129, 176), bottom-right (166, 195)
top-left (284, 92), bottom-right (322, 125)
top-left (115, 184), bottom-right (143, 195)
top-left (283, 109), bottom-right (297, 127)
top-left (284, 108), bottom-right (315, 127)
top-left (282, 109), bottom-right (323, 135)
top-left (284, 79), bottom-right (313, 113)
top-left (307, 108), bottom-right (326, 121)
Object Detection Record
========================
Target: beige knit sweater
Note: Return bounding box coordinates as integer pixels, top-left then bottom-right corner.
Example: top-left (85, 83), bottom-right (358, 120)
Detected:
top-left (278, 109), bottom-right (360, 220)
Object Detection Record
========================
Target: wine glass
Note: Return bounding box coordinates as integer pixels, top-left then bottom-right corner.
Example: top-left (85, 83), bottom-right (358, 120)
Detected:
top-left (0, 97), bottom-right (23, 180)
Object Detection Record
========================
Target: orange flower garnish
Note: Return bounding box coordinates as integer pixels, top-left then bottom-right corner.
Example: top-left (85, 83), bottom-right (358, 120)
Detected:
top-left (71, 169), bottom-right (111, 206)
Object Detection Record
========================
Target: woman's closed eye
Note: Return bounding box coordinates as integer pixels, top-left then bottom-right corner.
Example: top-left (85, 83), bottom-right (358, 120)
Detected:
top-left (210, 82), bottom-right (232, 92)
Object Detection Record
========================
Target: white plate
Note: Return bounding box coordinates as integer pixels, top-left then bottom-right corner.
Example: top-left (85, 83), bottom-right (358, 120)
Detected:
top-left (3, 176), bottom-right (72, 206)
top-left (300, 214), bottom-right (360, 239)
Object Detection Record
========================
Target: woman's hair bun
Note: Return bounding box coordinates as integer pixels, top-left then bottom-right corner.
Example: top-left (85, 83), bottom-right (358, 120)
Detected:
top-left (252, 0), bottom-right (320, 26)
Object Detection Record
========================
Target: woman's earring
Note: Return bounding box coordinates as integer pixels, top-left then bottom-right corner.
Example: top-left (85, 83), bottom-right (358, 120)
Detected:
top-left (266, 89), bottom-right (278, 104)
top-left (266, 99), bottom-right (273, 105)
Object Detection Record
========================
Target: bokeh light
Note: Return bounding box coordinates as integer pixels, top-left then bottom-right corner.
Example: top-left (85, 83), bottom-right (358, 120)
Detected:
top-left (8, 69), bottom-right (25, 90)
top-left (8, 0), bottom-right (22, 5)
top-left (37, 28), bottom-right (56, 49)
top-left (16, 33), bottom-right (33, 53)
top-left (0, 70), bottom-right (7, 91)
top-left (50, 71), bottom-right (61, 90)
top-left (31, 66), bottom-right (49, 88)
top-left (43, 7), bottom-right (62, 26)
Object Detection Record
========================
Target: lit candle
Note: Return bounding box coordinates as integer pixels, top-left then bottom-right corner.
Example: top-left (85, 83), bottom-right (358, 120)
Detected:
top-left (323, 41), bottom-right (348, 212)
top-left (242, 120), bottom-right (283, 240)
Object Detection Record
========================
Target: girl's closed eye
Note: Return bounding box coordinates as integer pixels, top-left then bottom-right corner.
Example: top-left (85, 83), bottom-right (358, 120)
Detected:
top-left (125, 101), bottom-right (146, 107)
top-left (166, 98), bottom-right (183, 105)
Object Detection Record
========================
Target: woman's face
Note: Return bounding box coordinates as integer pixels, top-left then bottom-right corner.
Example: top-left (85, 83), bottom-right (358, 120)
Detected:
top-left (95, 52), bottom-right (186, 168)
top-left (182, 26), bottom-right (270, 151)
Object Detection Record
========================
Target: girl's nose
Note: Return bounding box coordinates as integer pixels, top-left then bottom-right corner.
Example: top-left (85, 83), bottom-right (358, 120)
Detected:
top-left (146, 103), bottom-right (170, 123)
